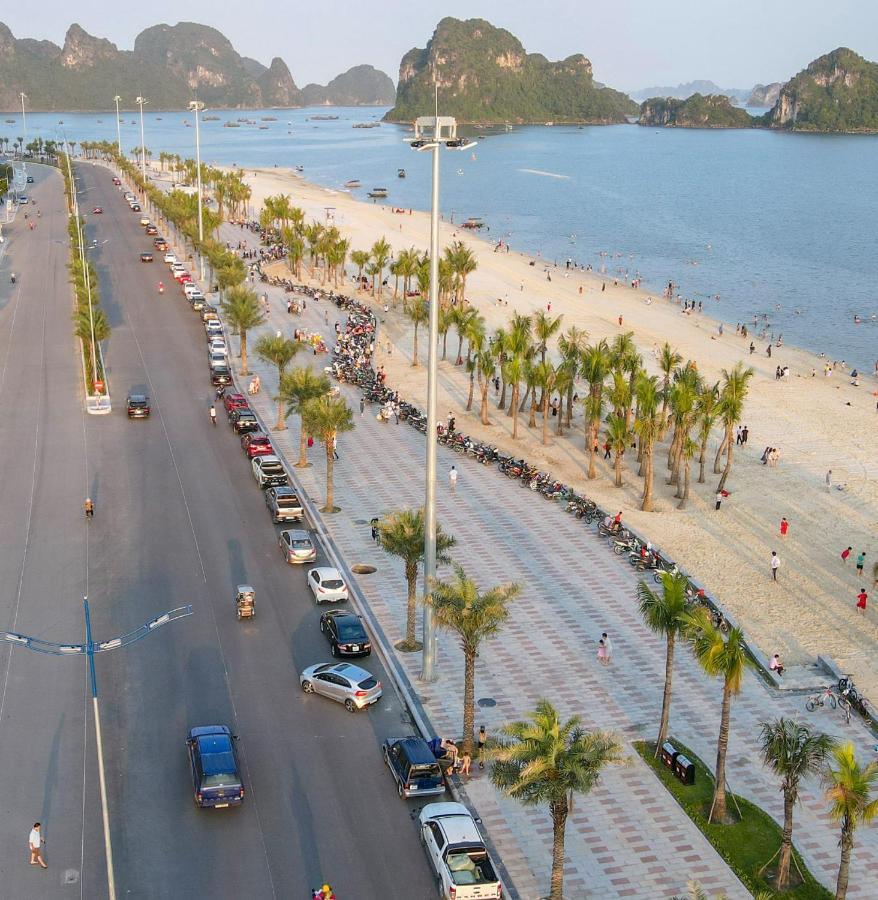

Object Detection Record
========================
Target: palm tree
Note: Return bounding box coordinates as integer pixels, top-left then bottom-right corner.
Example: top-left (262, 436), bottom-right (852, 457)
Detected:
top-left (758, 718), bottom-right (834, 891)
top-left (350, 249), bottom-right (370, 289)
top-left (370, 237), bottom-right (391, 297)
top-left (715, 362), bottom-right (754, 490)
top-left (221, 286), bottom-right (265, 376)
top-left (637, 573), bottom-right (690, 750)
top-left (532, 311), bottom-right (563, 407)
top-left (489, 701), bottom-right (624, 900)
top-left (301, 395), bottom-right (354, 512)
top-left (438, 307), bottom-right (454, 360)
top-left (634, 374), bottom-right (662, 511)
top-left (605, 413), bottom-right (631, 487)
top-left (688, 613), bottom-right (750, 823)
top-left (558, 326), bottom-right (587, 427)
top-left (581, 340), bottom-right (610, 479)
top-left (406, 297), bottom-right (428, 366)
top-left (445, 240), bottom-right (478, 305)
top-left (476, 347), bottom-right (496, 426)
top-left (377, 508), bottom-right (455, 652)
top-left (428, 563), bottom-right (521, 755)
top-left (502, 356), bottom-right (525, 439)
top-left (658, 342), bottom-right (683, 437)
top-left (824, 742), bottom-right (878, 900)
top-left (255, 335), bottom-right (302, 430)
top-left (278, 367), bottom-right (331, 467)
top-left (696, 383), bottom-right (720, 484)
top-left (676, 435), bottom-right (698, 508)
top-left (452, 306), bottom-right (478, 365)
top-left (666, 378), bottom-right (698, 487)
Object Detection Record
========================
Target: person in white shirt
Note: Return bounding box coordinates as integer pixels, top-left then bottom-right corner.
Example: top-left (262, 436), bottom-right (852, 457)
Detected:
top-left (449, 466), bottom-right (458, 492)
top-left (601, 632), bottom-right (613, 664)
top-left (29, 822), bottom-right (47, 868)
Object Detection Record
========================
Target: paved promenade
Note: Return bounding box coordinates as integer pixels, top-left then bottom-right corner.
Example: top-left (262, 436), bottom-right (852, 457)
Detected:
top-left (215, 229), bottom-right (878, 898)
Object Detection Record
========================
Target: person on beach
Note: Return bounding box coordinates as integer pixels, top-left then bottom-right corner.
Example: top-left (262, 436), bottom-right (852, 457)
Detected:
top-left (770, 551), bottom-right (780, 581)
top-left (826, 469), bottom-right (833, 490)
top-left (856, 588), bottom-right (868, 613)
top-left (603, 441), bottom-right (612, 460)
top-left (735, 425), bottom-right (742, 445)
top-left (741, 426), bottom-right (749, 445)
top-left (715, 491), bottom-right (723, 511)
top-left (856, 551), bottom-right (866, 577)
top-left (602, 632), bottom-right (613, 664)
top-left (749, 342), bottom-right (755, 355)
top-left (780, 517), bottom-right (789, 538)
top-left (841, 547), bottom-right (852, 564)
top-left (769, 654), bottom-right (785, 676)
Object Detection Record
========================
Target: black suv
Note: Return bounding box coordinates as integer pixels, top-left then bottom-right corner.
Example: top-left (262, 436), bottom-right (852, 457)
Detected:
top-left (320, 610), bottom-right (372, 657)
top-left (186, 725), bottom-right (244, 809)
top-left (231, 409), bottom-right (259, 434)
top-left (382, 736), bottom-right (446, 799)
top-left (210, 366), bottom-right (232, 386)
top-left (126, 394), bottom-right (151, 418)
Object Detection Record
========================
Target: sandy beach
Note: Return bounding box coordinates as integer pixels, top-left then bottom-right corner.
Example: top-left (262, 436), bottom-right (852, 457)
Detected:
top-left (230, 164), bottom-right (878, 700)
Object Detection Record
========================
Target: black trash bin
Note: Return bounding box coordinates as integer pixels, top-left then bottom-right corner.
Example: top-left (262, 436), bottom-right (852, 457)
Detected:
top-left (673, 754), bottom-right (696, 785)
top-left (660, 742), bottom-right (678, 770)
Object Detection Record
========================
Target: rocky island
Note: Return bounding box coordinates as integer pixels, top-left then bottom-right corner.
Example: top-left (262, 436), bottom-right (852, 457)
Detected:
top-left (638, 93), bottom-right (754, 128)
top-left (385, 17), bottom-right (636, 124)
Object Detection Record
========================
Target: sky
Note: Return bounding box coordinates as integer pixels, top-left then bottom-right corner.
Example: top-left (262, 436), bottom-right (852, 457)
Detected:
top-left (3, 0), bottom-right (878, 91)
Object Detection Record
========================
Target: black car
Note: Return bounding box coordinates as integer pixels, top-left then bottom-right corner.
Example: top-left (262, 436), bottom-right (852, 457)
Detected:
top-left (320, 610), bottom-right (372, 657)
top-left (26, 175), bottom-right (34, 183)
top-left (210, 366), bottom-right (232, 386)
top-left (126, 394), bottom-right (151, 418)
top-left (231, 409), bottom-right (259, 434)
top-left (186, 725), bottom-right (244, 809)
top-left (131, 203), bottom-right (141, 212)
top-left (140, 252), bottom-right (154, 263)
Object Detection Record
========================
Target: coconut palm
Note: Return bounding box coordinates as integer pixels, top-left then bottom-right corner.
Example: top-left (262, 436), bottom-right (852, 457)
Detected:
top-left (438, 306), bottom-right (454, 360)
top-left (489, 701), bottom-right (624, 900)
top-left (476, 347), bottom-right (496, 426)
top-left (552, 364), bottom-right (573, 437)
top-left (503, 355), bottom-right (525, 439)
top-left (278, 367), bottom-right (331, 467)
top-left (216, 257), bottom-right (247, 300)
top-left (300, 394), bottom-right (354, 512)
top-left (688, 613), bottom-right (750, 823)
top-left (581, 340), bottom-right (610, 478)
top-left (377, 508), bottom-right (455, 652)
top-left (824, 742), bottom-right (878, 900)
top-left (637, 573), bottom-right (690, 750)
top-left (428, 563), bottom-right (520, 755)
top-left (406, 296), bottom-right (428, 366)
top-left (465, 327), bottom-right (486, 412)
top-left (605, 413), bottom-right (631, 487)
top-left (255, 335), bottom-right (302, 430)
top-left (696, 383), bottom-right (720, 484)
top-left (533, 310), bottom-right (563, 406)
top-left (666, 378), bottom-right (698, 487)
top-left (634, 374), bottom-right (662, 511)
top-left (370, 237), bottom-right (391, 297)
top-left (452, 306), bottom-right (478, 365)
top-left (715, 362), bottom-right (754, 490)
top-left (557, 325), bottom-right (587, 427)
top-left (676, 435), bottom-right (699, 507)
top-left (350, 249), bottom-right (370, 289)
top-left (658, 342), bottom-right (683, 437)
top-left (221, 286), bottom-right (265, 376)
top-left (491, 327), bottom-right (509, 409)
top-left (445, 240), bottom-right (478, 305)
top-left (758, 718), bottom-right (835, 891)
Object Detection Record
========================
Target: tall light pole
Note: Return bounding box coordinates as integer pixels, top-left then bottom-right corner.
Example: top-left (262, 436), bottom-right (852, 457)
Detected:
top-left (19, 92), bottom-right (27, 167)
top-left (189, 100), bottom-right (206, 280)
top-left (113, 95), bottom-right (122, 158)
top-left (407, 104), bottom-right (475, 681)
top-left (135, 96), bottom-right (148, 181)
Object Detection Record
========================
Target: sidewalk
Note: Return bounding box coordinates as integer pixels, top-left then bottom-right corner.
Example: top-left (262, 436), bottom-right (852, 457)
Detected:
top-left (216, 230), bottom-right (877, 898)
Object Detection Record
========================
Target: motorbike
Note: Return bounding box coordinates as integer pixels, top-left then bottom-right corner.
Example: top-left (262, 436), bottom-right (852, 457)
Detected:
top-left (158, 282), bottom-right (164, 294)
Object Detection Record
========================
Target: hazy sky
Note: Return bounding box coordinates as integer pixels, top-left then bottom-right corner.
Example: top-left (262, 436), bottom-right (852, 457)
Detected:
top-left (4, 0), bottom-right (877, 90)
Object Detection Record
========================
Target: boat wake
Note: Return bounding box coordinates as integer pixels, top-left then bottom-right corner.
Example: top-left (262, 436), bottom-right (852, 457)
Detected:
top-left (518, 168), bottom-right (570, 180)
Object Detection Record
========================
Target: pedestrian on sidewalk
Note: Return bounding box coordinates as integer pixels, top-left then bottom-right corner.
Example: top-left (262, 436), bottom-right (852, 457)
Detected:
top-left (741, 426), bottom-right (749, 445)
top-left (856, 551), bottom-right (866, 577)
top-left (393, 402), bottom-right (400, 424)
top-left (770, 550), bottom-right (780, 581)
top-left (780, 517), bottom-right (789, 538)
top-left (332, 436), bottom-right (339, 460)
top-left (603, 441), bottom-right (611, 460)
top-left (602, 632), bottom-right (613, 665)
top-left (856, 588), bottom-right (868, 614)
top-left (449, 465), bottom-right (458, 493)
top-left (477, 726), bottom-right (487, 769)
top-left (28, 823), bottom-right (47, 868)
top-left (459, 752), bottom-right (472, 776)
top-left (597, 639), bottom-right (607, 665)
top-left (735, 425), bottom-right (742, 445)
top-left (359, 397), bottom-right (365, 417)
top-left (209, 405), bottom-right (217, 426)
top-left (826, 469), bottom-right (833, 490)
top-left (287, 299), bottom-right (292, 314)
top-left (841, 546), bottom-right (852, 564)
top-left (370, 517), bottom-right (380, 542)
top-left (715, 491), bottom-right (723, 511)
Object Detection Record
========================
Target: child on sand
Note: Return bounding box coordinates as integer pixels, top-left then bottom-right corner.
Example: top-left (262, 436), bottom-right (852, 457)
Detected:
top-left (597, 639), bottom-right (607, 665)
top-left (856, 589), bottom-right (868, 613)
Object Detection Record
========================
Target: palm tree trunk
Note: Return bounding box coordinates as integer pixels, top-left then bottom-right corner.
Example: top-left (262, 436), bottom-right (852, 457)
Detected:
top-left (542, 395), bottom-right (550, 445)
top-left (556, 402), bottom-right (563, 436)
top-left (455, 334), bottom-right (464, 365)
top-left (412, 323), bottom-right (419, 367)
top-left (498, 378), bottom-right (507, 410)
top-left (240, 331), bottom-right (249, 376)
top-left (549, 800), bottom-right (569, 900)
top-left (641, 449), bottom-right (654, 512)
top-left (775, 793), bottom-right (795, 891)
top-left (296, 416), bottom-right (309, 467)
top-left (519, 384), bottom-right (531, 413)
top-left (614, 450), bottom-right (623, 487)
top-left (655, 633), bottom-right (675, 749)
top-left (565, 383), bottom-right (574, 428)
top-left (587, 419), bottom-right (598, 480)
top-left (322, 438), bottom-right (336, 511)
top-left (677, 459), bottom-right (690, 506)
top-left (698, 435), bottom-right (709, 483)
top-left (711, 681), bottom-right (732, 823)
top-left (835, 826), bottom-right (852, 900)
top-left (528, 393), bottom-right (537, 429)
top-left (717, 426), bottom-right (735, 491)
top-left (713, 430), bottom-right (728, 474)
top-left (466, 370), bottom-right (475, 411)
top-left (274, 394), bottom-right (286, 431)
top-left (480, 381), bottom-right (490, 425)
top-left (462, 649), bottom-right (476, 756)
top-left (403, 561), bottom-right (420, 650)
top-left (511, 385), bottom-right (520, 439)
top-left (441, 331), bottom-right (448, 360)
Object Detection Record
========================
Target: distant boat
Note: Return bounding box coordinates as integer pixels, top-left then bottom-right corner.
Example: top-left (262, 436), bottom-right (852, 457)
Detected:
top-left (258, 126), bottom-right (269, 130)
top-left (397, 168), bottom-right (406, 178)
top-left (461, 217), bottom-right (485, 230)
top-left (295, 165), bottom-right (304, 172)
top-left (367, 187), bottom-right (388, 198)
top-left (457, 169), bottom-right (464, 176)
top-left (544, 122), bottom-right (554, 127)
top-left (96, 119), bottom-right (103, 123)
top-left (504, 124), bottom-right (513, 132)
top-left (344, 179), bottom-right (361, 188)
top-left (4, 119), bottom-right (14, 124)
top-left (260, 116), bottom-right (277, 121)
top-left (223, 122), bottom-right (241, 128)
top-left (156, 117), bottom-right (162, 121)
top-left (203, 115), bottom-right (220, 121)
top-left (353, 122), bottom-right (381, 129)
top-left (310, 115), bottom-right (339, 121)
top-left (58, 120), bottom-right (64, 124)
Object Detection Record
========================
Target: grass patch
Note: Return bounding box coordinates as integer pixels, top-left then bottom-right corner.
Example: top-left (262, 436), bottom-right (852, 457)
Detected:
top-left (635, 740), bottom-right (831, 899)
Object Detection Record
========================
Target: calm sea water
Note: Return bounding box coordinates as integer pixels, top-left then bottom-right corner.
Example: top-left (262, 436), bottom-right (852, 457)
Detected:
top-left (11, 106), bottom-right (878, 367)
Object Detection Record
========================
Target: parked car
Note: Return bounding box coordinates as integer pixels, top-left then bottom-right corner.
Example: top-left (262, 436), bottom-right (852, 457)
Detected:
top-left (208, 351), bottom-right (228, 369)
top-left (140, 252), bottom-right (154, 263)
top-left (201, 307), bottom-right (219, 323)
top-left (174, 271), bottom-right (192, 284)
top-left (299, 662), bottom-right (382, 712)
top-left (382, 737), bottom-right (447, 799)
top-left (242, 433), bottom-right (273, 458)
top-left (320, 610), bottom-right (371, 657)
top-left (265, 486), bottom-right (303, 523)
top-left (307, 567), bottom-right (349, 604)
top-left (205, 321), bottom-right (223, 337)
top-left (26, 176), bottom-right (34, 183)
top-left (145, 225), bottom-right (158, 235)
top-left (139, 216), bottom-right (150, 226)
top-left (112, 176), bottom-right (121, 185)
top-left (164, 252), bottom-right (177, 265)
top-left (419, 802), bottom-right (502, 899)
top-left (130, 203), bottom-right (141, 212)
top-left (251, 454), bottom-right (288, 488)
top-left (92, 206), bottom-right (103, 214)
top-left (126, 394), bottom-right (151, 418)
top-left (189, 294), bottom-right (207, 311)
top-left (279, 529), bottom-right (317, 564)
top-left (210, 366), bottom-right (232, 386)
top-left (224, 393), bottom-right (249, 414)
top-left (186, 725), bottom-right (244, 809)
top-left (231, 410), bottom-right (259, 434)
top-left (184, 282), bottom-right (202, 298)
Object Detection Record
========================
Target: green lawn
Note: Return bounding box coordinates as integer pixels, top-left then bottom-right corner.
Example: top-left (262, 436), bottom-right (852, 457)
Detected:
top-left (634, 740), bottom-right (832, 899)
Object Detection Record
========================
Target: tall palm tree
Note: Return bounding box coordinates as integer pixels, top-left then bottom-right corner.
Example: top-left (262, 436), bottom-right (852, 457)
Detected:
top-left (476, 346), bottom-right (496, 426)
top-left (370, 237), bottom-right (391, 297)
top-left (688, 613), bottom-right (750, 823)
top-left (438, 306), bottom-right (454, 361)
top-left (758, 718), bottom-right (835, 891)
top-left (658, 342), bottom-right (683, 437)
top-left (489, 701), bottom-right (624, 900)
top-left (532, 311), bottom-right (563, 405)
top-left (676, 435), bottom-right (698, 507)
top-left (823, 742), bottom-right (878, 900)
top-left (716, 362), bottom-right (754, 491)
top-left (605, 413), bottom-right (631, 487)
top-left (696, 383), bottom-right (720, 484)
top-left (255, 335), bottom-right (302, 430)
top-left (558, 326), bottom-right (588, 427)
top-left (301, 395), bottom-right (354, 512)
top-left (445, 240), bottom-right (478, 305)
top-left (221, 286), bottom-right (265, 376)
top-left (666, 378), bottom-right (698, 487)
top-left (552, 364), bottom-right (573, 437)
top-left (278, 367), bottom-right (331, 467)
top-left (634, 373), bottom-right (662, 511)
top-left (405, 297), bottom-right (428, 366)
top-left (637, 573), bottom-right (690, 750)
top-left (377, 508), bottom-right (455, 651)
top-left (452, 306), bottom-right (478, 365)
top-left (428, 563), bottom-right (521, 755)
top-left (581, 340), bottom-right (610, 479)
top-left (502, 356), bottom-right (525, 439)
top-left (492, 328), bottom-right (509, 410)
top-left (465, 327), bottom-right (486, 412)
top-left (350, 249), bottom-right (370, 289)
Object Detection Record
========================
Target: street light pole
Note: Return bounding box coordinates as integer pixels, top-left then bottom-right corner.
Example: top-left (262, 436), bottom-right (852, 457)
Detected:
top-left (135, 96), bottom-right (148, 182)
top-left (113, 95), bottom-right (122, 158)
top-left (19, 92), bottom-right (27, 167)
top-left (189, 100), bottom-right (205, 280)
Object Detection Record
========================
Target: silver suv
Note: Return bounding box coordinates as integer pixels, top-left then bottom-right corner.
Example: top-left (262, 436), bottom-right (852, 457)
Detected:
top-left (266, 486), bottom-right (303, 523)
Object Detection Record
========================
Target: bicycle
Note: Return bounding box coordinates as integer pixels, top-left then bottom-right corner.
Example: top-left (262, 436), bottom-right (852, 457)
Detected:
top-left (805, 687), bottom-right (837, 712)
top-left (837, 690), bottom-right (852, 725)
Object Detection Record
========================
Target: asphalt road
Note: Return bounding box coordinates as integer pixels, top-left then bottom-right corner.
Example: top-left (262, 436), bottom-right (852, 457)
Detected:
top-left (0, 162), bottom-right (436, 899)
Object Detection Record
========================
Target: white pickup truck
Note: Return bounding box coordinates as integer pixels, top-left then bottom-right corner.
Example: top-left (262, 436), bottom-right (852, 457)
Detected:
top-left (419, 802), bottom-right (502, 899)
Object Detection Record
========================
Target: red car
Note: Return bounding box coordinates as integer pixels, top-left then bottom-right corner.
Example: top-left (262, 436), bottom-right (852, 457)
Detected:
top-left (223, 393), bottom-right (248, 414)
top-left (174, 271), bottom-right (192, 284)
top-left (241, 433), bottom-right (273, 458)
top-left (112, 177), bottom-right (121, 186)
top-left (92, 206), bottom-right (103, 214)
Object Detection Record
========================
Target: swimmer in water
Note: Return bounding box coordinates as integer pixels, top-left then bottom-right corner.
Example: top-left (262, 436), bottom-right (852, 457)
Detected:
top-left (854, 315), bottom-right (861, 324)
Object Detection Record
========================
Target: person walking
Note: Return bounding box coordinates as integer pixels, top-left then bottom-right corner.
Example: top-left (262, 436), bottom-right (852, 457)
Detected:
top-left (856, 551), bottom-right (866, 577)
top-left (477, 726), bottom-right (487, 769)
top-left (369, 517), bottom-right (380, 542)
top-left (715, 490), bottom-right (723, 511)
top-left (359, 397), bottom-right (365, 417)
top-left (825, 469), bottom-right (833, 490)
top-left (209, 404), bottom-right (217, 426)
top-left (770, 550), bottom-right (780, 582)
top-left (28, 823), bottom-right (47, 868)
top-left (741, 426), bottom-right (749, 445)
top-left (449, 465), bottom-right (458, 493)
top-left (779, 517), bottom-right (789, 538)
top-left (841, 546), bottom-right (852, 564)
top-left (602, 632), bottom-right (613, 665)
top-left (332, 436), bottom-right (339, 460)
top-left (856, 588), bottom-right (868, 614)
top-left (84, 498), bottom-right (94, 519)
top-left (393, 402), bottom-right (400, 424)
top-left (597, 639), bottom-right (607, 665)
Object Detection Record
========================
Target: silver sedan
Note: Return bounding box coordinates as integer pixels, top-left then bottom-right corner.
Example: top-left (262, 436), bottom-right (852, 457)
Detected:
top-left (299, 662), bottom-right (382, 712)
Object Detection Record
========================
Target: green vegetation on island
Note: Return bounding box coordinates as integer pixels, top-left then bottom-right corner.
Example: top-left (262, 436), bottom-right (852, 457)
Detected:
top-left (639, 93), bottom-right (755, 128)
top-left (386, 17), bottom-right (636, 124)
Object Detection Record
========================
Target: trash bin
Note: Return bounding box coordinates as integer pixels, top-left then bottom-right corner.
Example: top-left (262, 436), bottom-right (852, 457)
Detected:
top-left (673, 754), bottom-right (696, 785)
top-left (660, 742), bottom-right (678, 770)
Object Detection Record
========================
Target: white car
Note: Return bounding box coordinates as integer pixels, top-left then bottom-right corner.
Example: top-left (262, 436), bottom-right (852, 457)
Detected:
top-left (307, 567), bottom-right (349, 604)
top-left (205, 321), bottom-right (224, 337)
top-left (139, 216), bottom-right (150, 226)
top-left (183, 282), bottom-right (202, 298)
top-left (208, 351), bottom-right (227, 368)
top-left (208, 337), bottom-right (227, 353)
top-left (170, 262), bottom-right (186, 274)
top-left (163, 252), bottom-right (177, 265)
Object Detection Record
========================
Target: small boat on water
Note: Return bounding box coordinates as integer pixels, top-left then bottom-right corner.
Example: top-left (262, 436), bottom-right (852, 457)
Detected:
top-left (310, 115), bottom-right (339, 121)
top-left (204, 115), bottom-right (220, 121)
top-left (461, 217), bottom-right (485, 230)
top-left (96, 119), bottom-right (103, 123)
top-left (4, 119), bottom-right (15, 124)
top-left (344, 179), bottom-right (361, 188)
top-left (258, 126), bottom-right (269, 130)
top-left (397, 169), bottom-right (406, 178)
top-left (544, 122), bottom-right (554, 127)
top-left (260, 116), bottom-right (277, 121)
top-left (367, 187), bottom-right (388, 198)
top-left (353, 122), bottom-right (381, 129)
top-left (223, 122), bottom-right (241, 128)
top-left (295, 165), bottom-right (304, 172)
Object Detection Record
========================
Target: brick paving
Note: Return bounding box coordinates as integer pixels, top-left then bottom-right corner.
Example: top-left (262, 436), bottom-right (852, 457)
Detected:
top-left (211, 233), bottom-right (878, 899)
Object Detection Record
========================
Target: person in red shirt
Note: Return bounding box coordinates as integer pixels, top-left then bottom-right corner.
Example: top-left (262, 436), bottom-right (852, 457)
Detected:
top-left (780, 517), bottom-right (789, 537)
top-left (841, 546), bottom-right (852, 564)
top-left (856, 589), bottom-right (868, 613)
